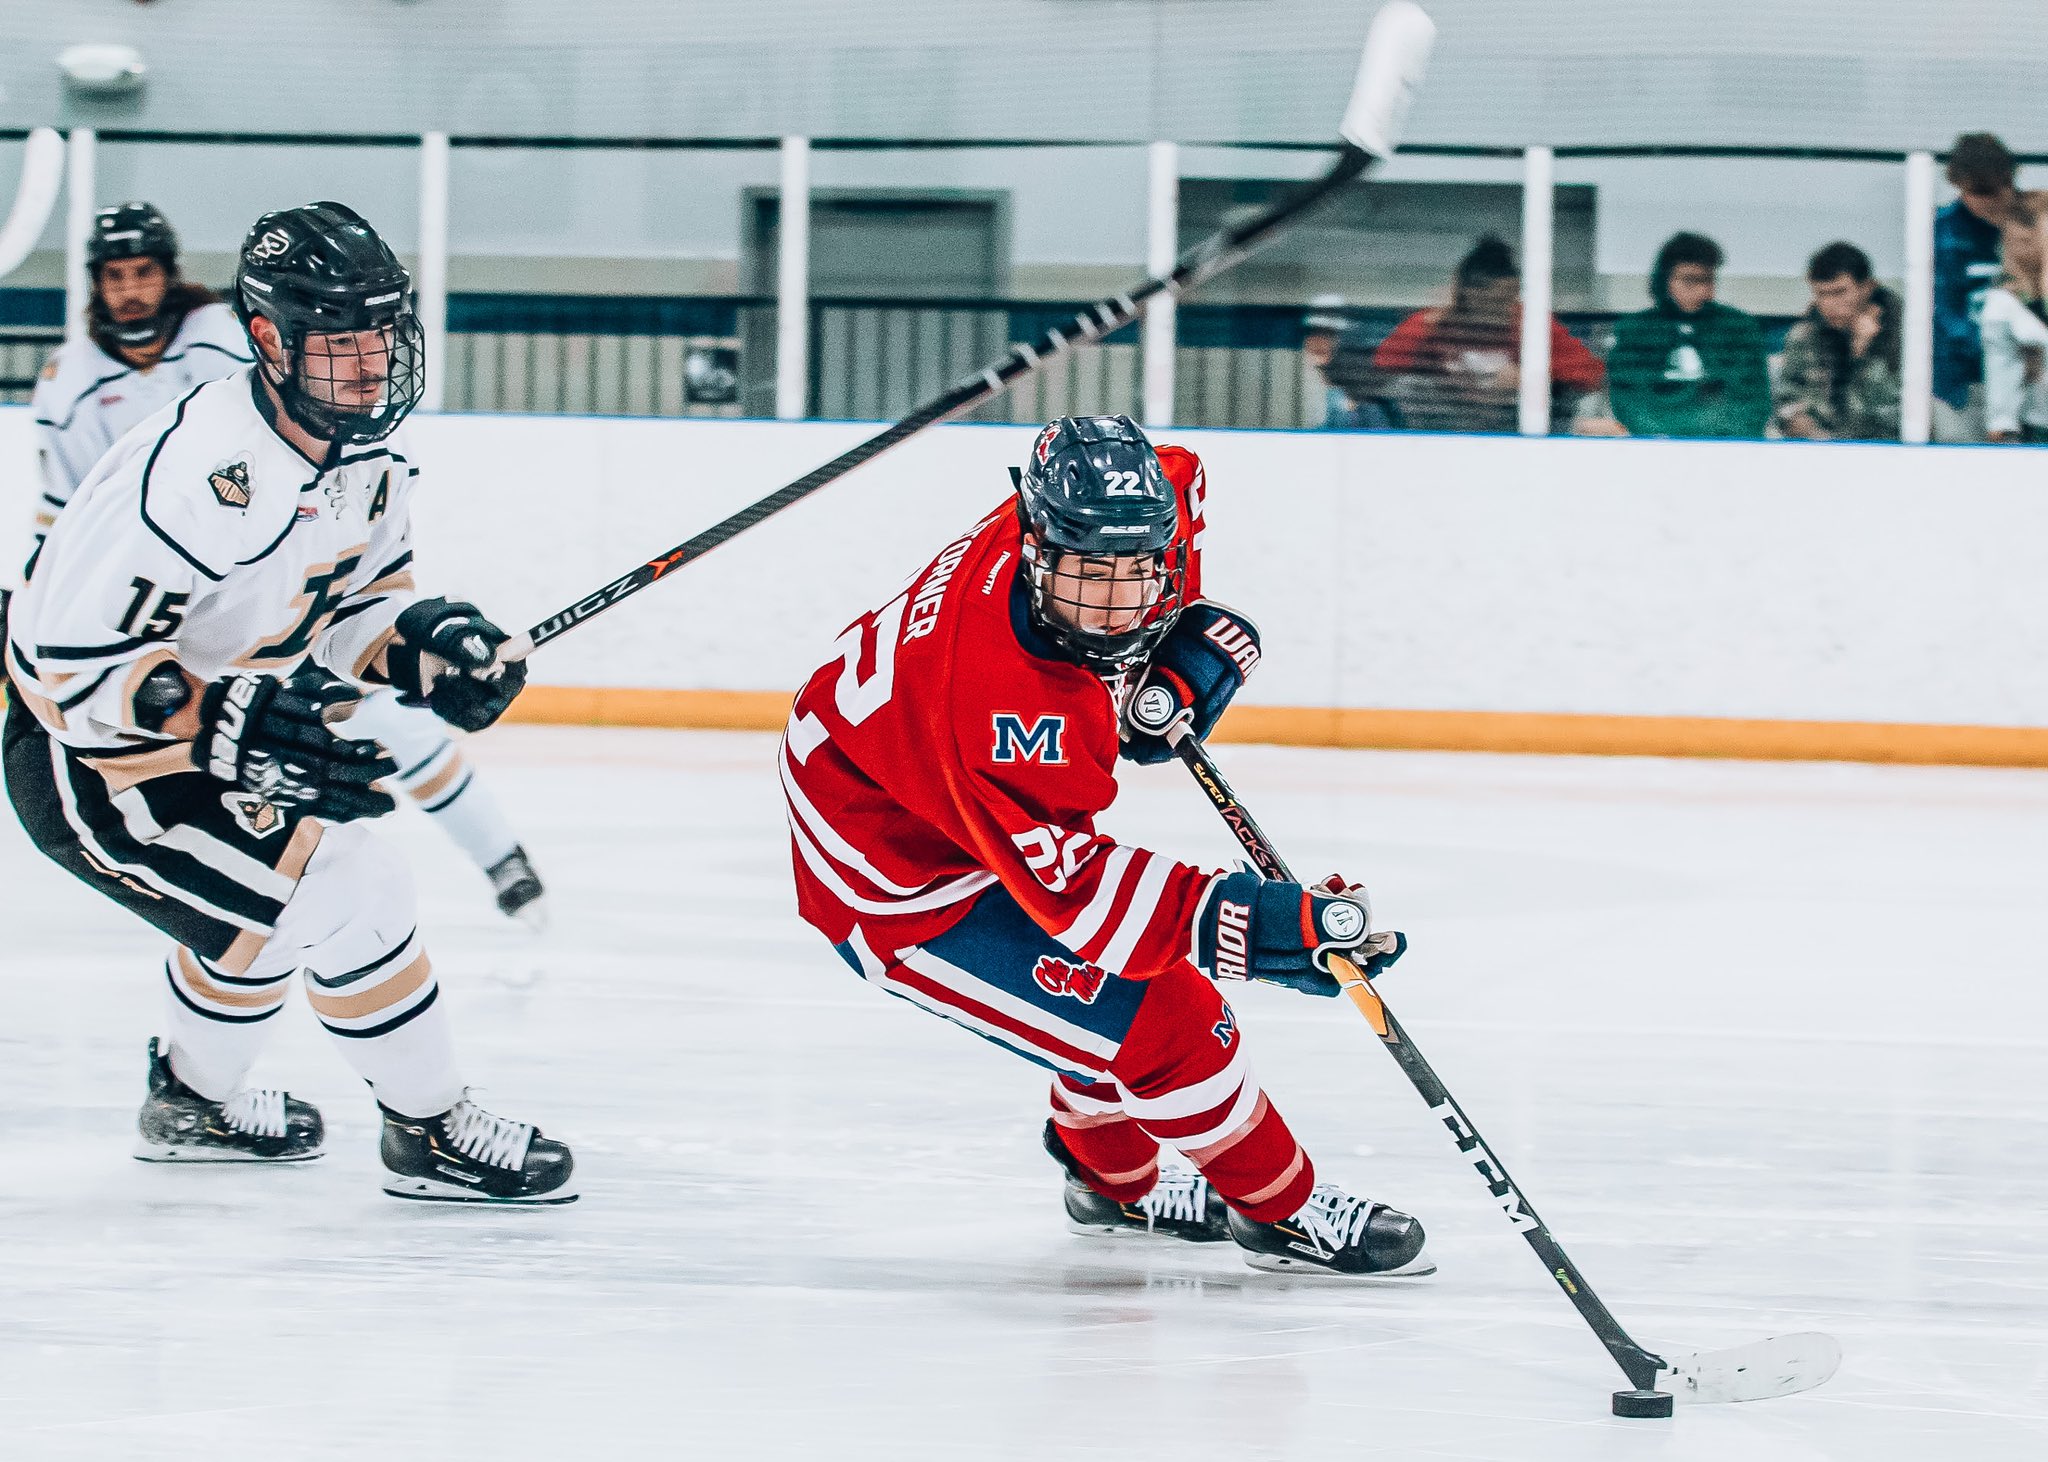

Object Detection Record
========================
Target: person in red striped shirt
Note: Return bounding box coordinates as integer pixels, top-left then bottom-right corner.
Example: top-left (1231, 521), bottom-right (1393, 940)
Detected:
top-left (779, 414), bottom-right (1432, 1278)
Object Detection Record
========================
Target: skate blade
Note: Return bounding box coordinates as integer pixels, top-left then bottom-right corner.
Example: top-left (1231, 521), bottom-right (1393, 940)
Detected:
top-left (134, 1139), bottom-right (325, 1164)
top-left (1065, 1219), bottom-right (1231, 1244)
top-left (503, 895), bottom-right (550, 932)
top-left (1239, 1244), bottom-right (1437, 1280)
top-left (382, 1174), bottom-right (579, 1205)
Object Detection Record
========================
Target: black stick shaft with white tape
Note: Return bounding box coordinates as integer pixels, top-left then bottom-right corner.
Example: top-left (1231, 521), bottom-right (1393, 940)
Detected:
top-left (501, 2), bottom-right (1438, 660)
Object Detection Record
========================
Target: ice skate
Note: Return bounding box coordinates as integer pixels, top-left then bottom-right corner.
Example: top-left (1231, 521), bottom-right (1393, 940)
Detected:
top-left (380, 1096), bottom-right (576, 1204)
top-left (1063, 1168), bottom-right (1232, 1243)
top-left (1228, 1183), bottom-right (1435, 1278)
top-left (487, 847), bottom-right (548, 930)
top-left (1045, 1119), bottom-right (1229, 1242)
top-left (134, 1038), bottom-right (325, 1163)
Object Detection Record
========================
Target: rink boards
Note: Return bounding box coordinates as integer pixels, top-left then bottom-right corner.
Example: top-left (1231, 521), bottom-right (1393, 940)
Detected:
top-left (5, 407), bottom-right (2046, 763)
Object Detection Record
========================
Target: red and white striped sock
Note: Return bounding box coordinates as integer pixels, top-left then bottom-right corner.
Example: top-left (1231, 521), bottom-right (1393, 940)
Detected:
top-left (1111, 964), bottom-right (1315, 1224)
top-left (1049, 1074), bottom-right (1160, 1201)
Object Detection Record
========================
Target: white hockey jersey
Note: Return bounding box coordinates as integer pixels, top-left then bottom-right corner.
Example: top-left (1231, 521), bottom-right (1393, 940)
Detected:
top-left (6, 369), bottom-right (422, 761)
top-left (27, 302), bottom-right (253, 547)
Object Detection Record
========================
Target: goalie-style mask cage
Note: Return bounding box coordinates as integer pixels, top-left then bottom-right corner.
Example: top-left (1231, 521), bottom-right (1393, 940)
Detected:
top-left (86, 202), bottom-right (182, 349)
top-left (233, 201), bottom-right (424, 447)
top-left (1013, 414), bottom-right (1185, 674)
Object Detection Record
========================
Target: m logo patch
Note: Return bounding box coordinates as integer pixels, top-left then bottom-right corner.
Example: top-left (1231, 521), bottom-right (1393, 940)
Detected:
top-left (1212, 1006), bottom-right (1238, 1048)
top-left (209, 461), bottom-right (252, 509)
top-left (221, 792), bottom-right (286, 841)
top-left (992, 713), bottom-right (1066, 765)
top-left (1032, 954), bottom-right (1108, 1005)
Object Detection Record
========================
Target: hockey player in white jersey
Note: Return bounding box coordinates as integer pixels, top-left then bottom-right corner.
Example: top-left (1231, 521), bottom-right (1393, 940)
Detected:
top-left (25, 202), bottom-right (252, 549)
top-left (2, 201), bottom-right (573, 1201)
top-left (23, 201), bottom-right (549, 926)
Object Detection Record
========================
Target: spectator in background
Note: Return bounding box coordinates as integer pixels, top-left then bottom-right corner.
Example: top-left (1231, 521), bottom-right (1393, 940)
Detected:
top-left (1302, 295), bottom-right (1365, 429)
top-left (1933, 133), bottom-right (2020, 441)
top-left (1979, 200), bottom-right (2048, 443)
top-left (1370, 235), bottom-right (1602, 432)
top-left (1602, 231), bottom-right (1770, 439)
top-left (1774, 241), bottom-right (1902, 441)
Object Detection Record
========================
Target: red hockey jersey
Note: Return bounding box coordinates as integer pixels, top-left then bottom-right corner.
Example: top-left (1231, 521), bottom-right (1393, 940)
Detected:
top-left (782, 446), bottom-right (1217, 979)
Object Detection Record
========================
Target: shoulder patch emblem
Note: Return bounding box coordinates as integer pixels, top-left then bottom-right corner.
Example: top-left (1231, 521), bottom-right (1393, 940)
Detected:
top-left (209, 460), bottom-right (252, 509)
top-left (992, 712), bottom-right (1067, 765)
top-left (220, 792), bottom-right (285, 840)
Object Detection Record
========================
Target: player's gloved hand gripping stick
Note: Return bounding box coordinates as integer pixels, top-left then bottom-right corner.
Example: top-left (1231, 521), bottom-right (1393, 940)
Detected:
top-left (487, 2), bottom-right (1439, 670)
top-left (1128, 691), bottom-right (1845, 1418)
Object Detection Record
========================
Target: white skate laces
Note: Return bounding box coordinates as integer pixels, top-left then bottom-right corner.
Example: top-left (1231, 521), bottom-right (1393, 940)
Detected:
top-left (442, 1099), bottom-right (534, 1170)
top-left (221, 1088), bottom-right (287, 1139)
top-left (1294, 1184), bottom-right (1376, 1257)
top-left (1138, 1169), bottom-right (1210, 1227)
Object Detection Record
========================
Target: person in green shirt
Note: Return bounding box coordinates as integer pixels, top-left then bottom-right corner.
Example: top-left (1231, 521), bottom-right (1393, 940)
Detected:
top-left (1602, 232), bottom-right (1771, 439)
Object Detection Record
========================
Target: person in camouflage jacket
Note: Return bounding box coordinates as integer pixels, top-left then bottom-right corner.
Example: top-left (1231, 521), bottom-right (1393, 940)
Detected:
top-left (1773, 241), bottom-right (1902, 442)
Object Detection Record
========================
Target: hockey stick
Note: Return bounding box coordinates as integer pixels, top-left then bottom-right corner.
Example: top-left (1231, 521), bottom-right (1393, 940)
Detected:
top-left (0, 129), bottom-right (65, 280)
top-left (1136, 708), bottom-right (1843, 1416)
top-left (496, 2), bottom-right (1438, 663)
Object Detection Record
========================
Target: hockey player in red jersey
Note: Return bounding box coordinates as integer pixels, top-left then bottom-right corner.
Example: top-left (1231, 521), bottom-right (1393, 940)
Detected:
top-left (782, 414), bottom-right (1431, 1277)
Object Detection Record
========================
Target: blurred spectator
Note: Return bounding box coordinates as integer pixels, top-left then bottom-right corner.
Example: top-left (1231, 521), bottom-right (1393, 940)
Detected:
top-left (1773, 242), bottom-right (1901, 442)
top-left (1302, 295), bottom-right (1366, 429)
top-left (1369, 235), bottom-right (1602, 432)
top-left (1933, 132), bottom-right (2019, 441)
top-left (1601, 231), bottom-right (1770, 438)
top-left (1979, 200), bottom-right (2048, 443)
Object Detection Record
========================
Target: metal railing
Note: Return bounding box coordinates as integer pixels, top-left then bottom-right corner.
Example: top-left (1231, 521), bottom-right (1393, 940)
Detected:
top-left (0, 298), bottom-right (1815, 431)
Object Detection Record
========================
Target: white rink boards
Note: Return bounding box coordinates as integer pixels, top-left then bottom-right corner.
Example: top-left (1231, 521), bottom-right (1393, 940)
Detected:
top-left (1, 727), bottom-right (2044, 1461)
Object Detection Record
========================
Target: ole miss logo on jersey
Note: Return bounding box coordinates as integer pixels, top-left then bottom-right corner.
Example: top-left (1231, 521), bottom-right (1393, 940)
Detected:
top-left (1032, 954), bottom-right (1109, 1004)
top-left (992, 712), bottom-right (1066, 765)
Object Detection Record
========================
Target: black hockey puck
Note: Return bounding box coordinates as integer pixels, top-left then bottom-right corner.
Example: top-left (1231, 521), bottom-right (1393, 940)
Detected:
top-left (1611, 1388), bottom-right (1674, 1418)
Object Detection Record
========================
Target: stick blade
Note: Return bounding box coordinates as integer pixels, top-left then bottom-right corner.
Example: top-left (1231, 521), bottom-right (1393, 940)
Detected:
top-left (1339, 1), bottom-right (1437, 158)
top-left (1660, 1331), bottom-right (1843, 1404)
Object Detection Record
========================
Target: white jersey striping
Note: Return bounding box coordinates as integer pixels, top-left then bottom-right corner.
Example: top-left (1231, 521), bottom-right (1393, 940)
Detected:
top-left (6, 369), bottom-right (422, 758)
top-left (27, 302), bottom-right (254, 548)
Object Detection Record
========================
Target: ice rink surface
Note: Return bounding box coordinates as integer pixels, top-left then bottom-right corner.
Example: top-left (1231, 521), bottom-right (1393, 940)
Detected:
top-left (2, 726), bottom-right (2044, 1461)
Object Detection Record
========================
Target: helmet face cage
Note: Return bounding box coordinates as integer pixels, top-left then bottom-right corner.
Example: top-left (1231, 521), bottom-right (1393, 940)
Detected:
top-left (235, 203), bottom-right (425, 447)
top-left (259, 311), bottom-right (425, 447)
top-left (1021, 534), bottom-right (1185, 674)
top-left (1014, 414), bottom-right (1186, 674)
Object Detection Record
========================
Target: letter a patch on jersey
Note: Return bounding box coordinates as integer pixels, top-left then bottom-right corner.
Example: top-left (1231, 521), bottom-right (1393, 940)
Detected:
top-left (992, 713), bottom-right (1066, 765)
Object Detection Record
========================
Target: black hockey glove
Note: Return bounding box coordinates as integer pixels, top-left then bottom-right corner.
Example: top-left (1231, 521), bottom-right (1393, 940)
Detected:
top-left (193, 672), bottom-right (397, 824)
top-left (386, 598), bottom-right (527, 732)
top-left (1194, 869), bottom-right (1406, 997)
top-left (1121, 601), bottom-right (1262, 765)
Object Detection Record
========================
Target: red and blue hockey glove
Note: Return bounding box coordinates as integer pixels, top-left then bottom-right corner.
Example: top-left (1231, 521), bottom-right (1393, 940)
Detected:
top-left (1121, 601), bottom-right (1262, 765)
top-left (386, 598), bottom-right (527, 732)
top-left (1194, 869), bottom-right (1406, 996)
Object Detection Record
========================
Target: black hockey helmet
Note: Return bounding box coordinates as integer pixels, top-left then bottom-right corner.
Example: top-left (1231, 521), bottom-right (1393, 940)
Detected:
top-left (86, 203), bottom-right (182, 348)
top-left (1013, 414), bottom-right (1185, 673)
top-left (86, 202), bottom-right (179, 271)
top-left (233, 201), bottom-right (423, 446)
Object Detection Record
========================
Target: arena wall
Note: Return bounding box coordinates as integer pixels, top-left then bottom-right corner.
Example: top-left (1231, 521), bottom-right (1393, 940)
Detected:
top-left (6, 407), bottom-right (2045, 764)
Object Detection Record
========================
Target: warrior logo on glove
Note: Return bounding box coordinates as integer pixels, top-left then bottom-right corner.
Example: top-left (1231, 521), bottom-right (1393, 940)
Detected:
top-left (1129, 683), bottom-right (1182, 736)
top-left (1319, 899), bottom-right (1367, 942)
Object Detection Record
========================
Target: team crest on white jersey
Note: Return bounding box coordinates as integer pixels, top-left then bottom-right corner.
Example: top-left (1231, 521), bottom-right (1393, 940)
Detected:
top-left (209, 461), bottom-right (252, 509)
top-left (221, 791), bottom-right (285, 840)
